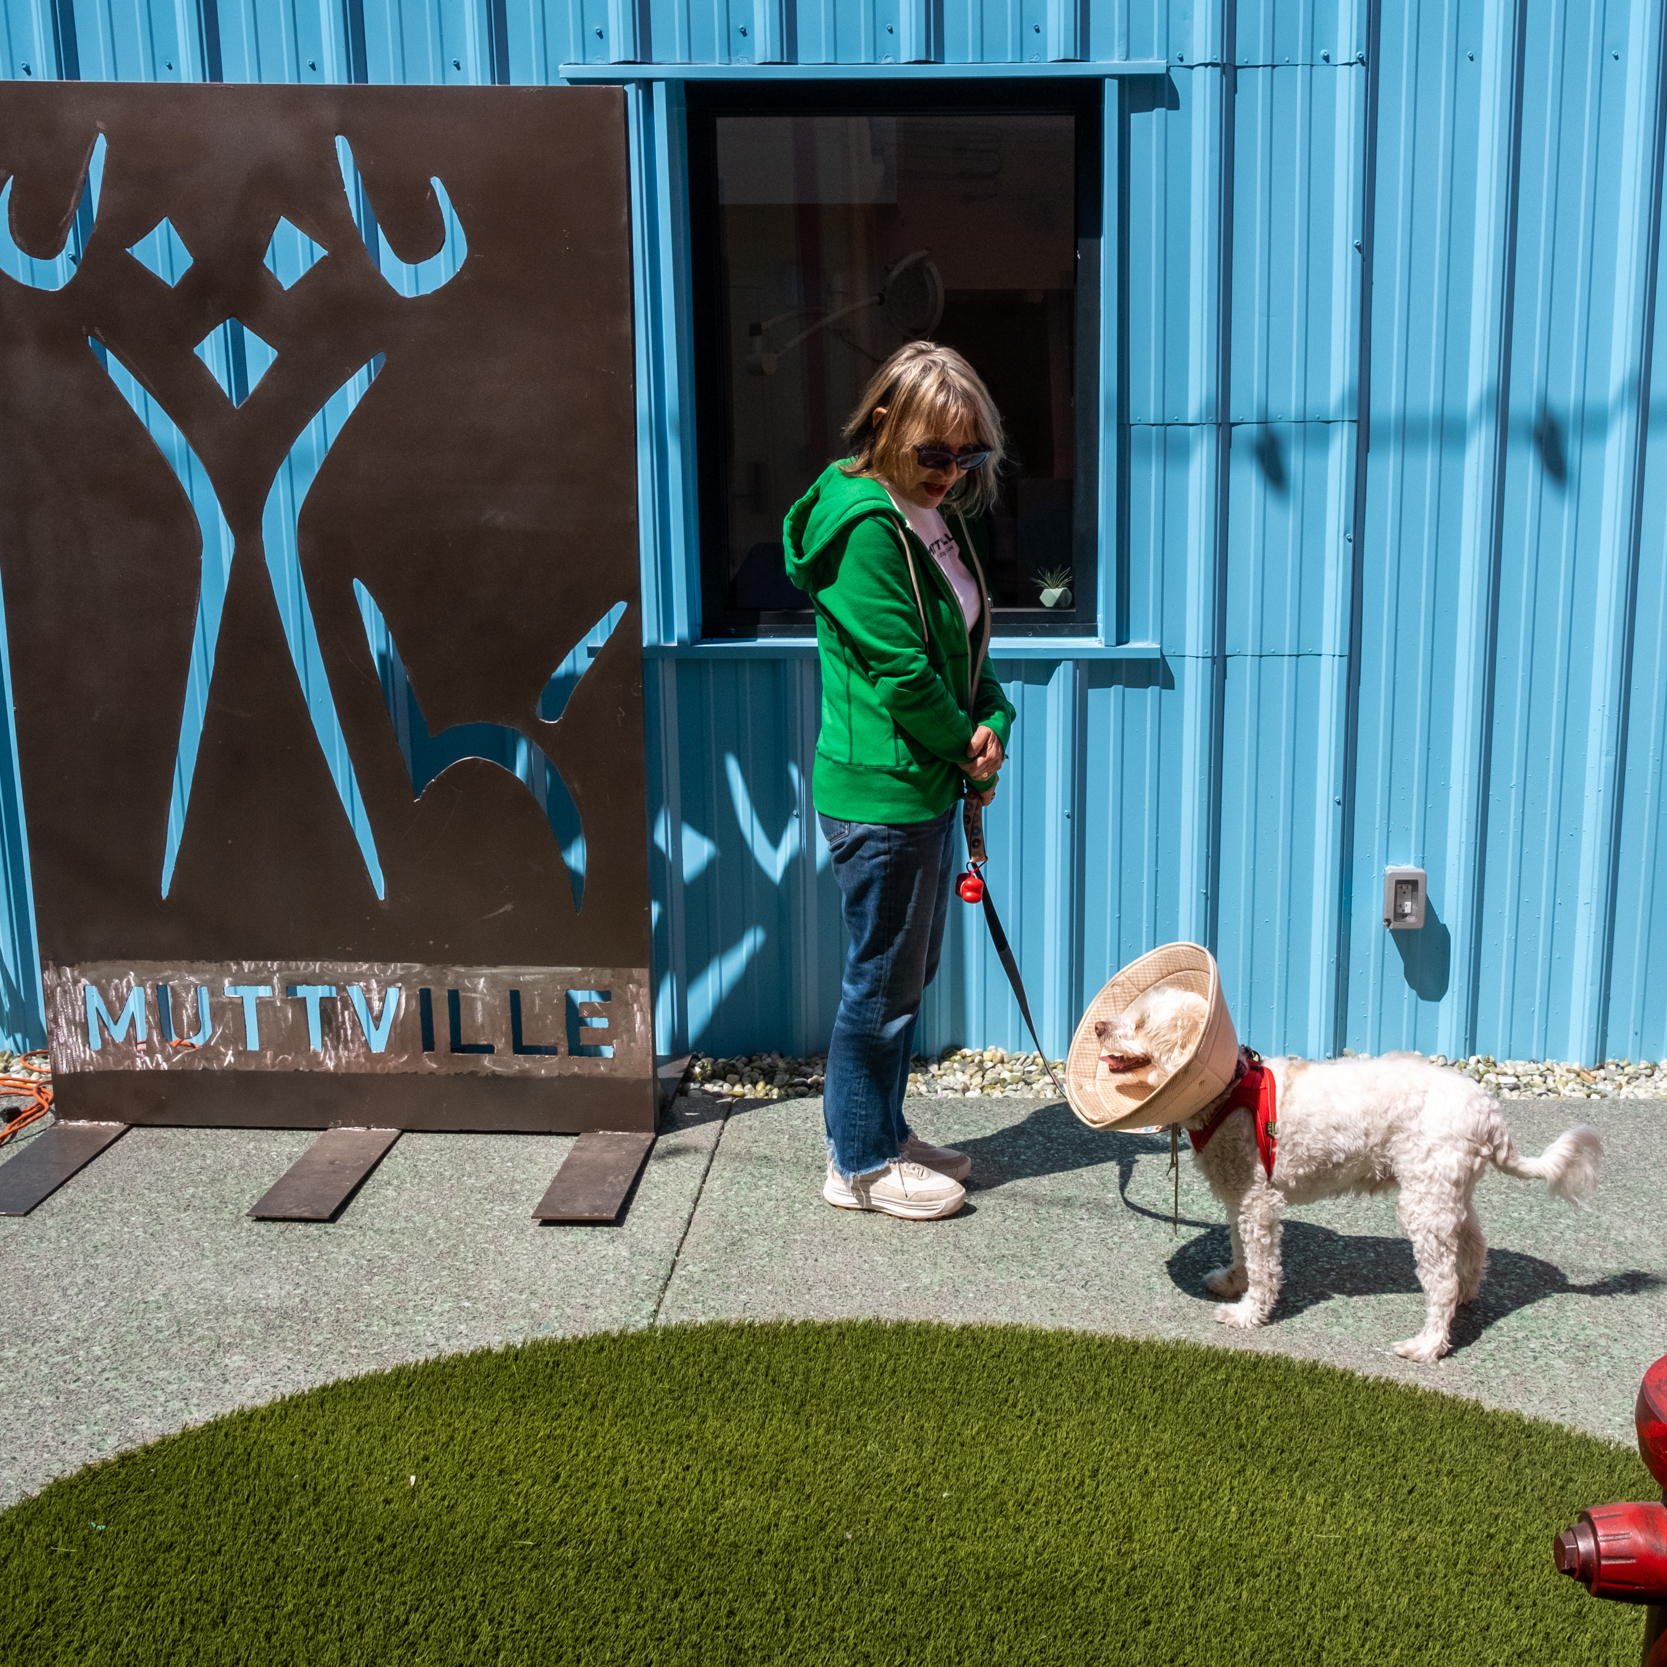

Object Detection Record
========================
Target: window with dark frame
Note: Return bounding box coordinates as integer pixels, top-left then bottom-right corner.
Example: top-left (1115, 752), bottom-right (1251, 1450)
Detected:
top-left (687, 80), bottom-right (1102, 639)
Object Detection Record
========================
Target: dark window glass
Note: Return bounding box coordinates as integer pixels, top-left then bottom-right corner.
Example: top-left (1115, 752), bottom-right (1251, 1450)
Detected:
top-left (689, 83), bottom-right (1101, 637)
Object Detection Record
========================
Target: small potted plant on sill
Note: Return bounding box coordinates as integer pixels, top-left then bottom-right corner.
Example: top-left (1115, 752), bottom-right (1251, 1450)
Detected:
top-left (1034, 568), bottom-right (1073, 609)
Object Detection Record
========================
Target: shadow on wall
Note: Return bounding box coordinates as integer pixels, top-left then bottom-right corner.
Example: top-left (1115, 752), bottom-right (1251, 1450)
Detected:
top-left (1253, 427), bottom-right (1287, 492)
top-left (1533, 406), bottom-right (1569, 486)
top-left (650, 736), bottom-right (834, 1057)
top-left (1124, 73), bottom-right (1182, 116)
top-left (654, 655), bottom-right (1176, 1060)
top-left (1392, 896), bottom-right (1451, 1002)
top-left (0, 951), bottom-right (39, 1050)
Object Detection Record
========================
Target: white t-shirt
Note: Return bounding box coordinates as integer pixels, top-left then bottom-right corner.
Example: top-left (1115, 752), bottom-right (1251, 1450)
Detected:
top-left (885, 489), bottom-right (982, 629)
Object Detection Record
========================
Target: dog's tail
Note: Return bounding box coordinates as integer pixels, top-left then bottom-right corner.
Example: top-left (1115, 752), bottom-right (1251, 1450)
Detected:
top-left (1489, 1121), bottom-right (1604, 1205)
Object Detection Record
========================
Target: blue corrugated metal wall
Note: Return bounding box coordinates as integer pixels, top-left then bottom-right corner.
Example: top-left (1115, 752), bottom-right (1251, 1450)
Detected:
top-left (2, 0), bottom-right (1664, 1067)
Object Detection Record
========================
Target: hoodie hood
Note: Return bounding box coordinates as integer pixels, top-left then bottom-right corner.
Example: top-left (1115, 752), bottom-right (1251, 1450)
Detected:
top-left (783, 464), bottom-right (902, 593)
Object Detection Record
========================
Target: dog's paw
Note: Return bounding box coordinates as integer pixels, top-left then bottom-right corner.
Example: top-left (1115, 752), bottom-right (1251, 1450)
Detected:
top-left (1215, 1299), bottom-right (1266, 1329)
top-left (1204, 1264), bottom-right (1248, 1298)
top-left (1393, 1333), bottom-right (1451, 1364)
top-left (1456, 1283), bottom-right (1482, 1307)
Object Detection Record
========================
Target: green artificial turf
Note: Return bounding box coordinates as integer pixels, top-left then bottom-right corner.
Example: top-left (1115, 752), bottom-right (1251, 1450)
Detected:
top-left (0, 1323), bottom-right (1653, 1665)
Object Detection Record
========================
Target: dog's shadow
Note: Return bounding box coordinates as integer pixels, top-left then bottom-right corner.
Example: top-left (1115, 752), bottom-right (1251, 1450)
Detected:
top-left (947, 1102), bottom-right (1661, 1353)
top-left (1167, 1222), bottom-right (1663, 1353)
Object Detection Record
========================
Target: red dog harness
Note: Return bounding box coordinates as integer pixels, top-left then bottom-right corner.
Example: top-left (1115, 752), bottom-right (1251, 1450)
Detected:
top-left (1187, 1052), bottom-right (1278, 1180)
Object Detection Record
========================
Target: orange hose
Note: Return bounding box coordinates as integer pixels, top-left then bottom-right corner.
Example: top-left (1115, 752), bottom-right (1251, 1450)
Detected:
top-left (0, 1050), bottom-right (53, 1148)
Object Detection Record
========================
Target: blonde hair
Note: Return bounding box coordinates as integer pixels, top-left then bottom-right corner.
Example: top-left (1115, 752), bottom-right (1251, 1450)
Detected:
top-left (839, 342), bottom-right (1006, 517)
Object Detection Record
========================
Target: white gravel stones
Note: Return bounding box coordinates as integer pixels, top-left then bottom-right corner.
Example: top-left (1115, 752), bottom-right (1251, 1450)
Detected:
top-left (677, 1046), bottom-right (1065, 1102)
top-left (678, 1047), bottom-right (1667, 1102)
top-left (1339, 1050), bottom-right (1666, 1100)
top-left (908, 1047), bottom-right (1066, 1099)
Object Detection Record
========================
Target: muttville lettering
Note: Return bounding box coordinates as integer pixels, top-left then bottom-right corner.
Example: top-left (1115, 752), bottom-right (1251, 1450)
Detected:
top-left (42, 960), bottom-right (650, 1079)
top-left (85, 981), bottom-right (609, 1057)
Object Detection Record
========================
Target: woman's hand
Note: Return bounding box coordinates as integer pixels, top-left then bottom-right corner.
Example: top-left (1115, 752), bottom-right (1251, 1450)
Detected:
top-left (966, 725), bottom-right (1004, 780)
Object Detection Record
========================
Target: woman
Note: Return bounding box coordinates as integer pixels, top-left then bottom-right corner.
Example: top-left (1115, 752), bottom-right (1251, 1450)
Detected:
top-left (782, 342), bottom-right (1016, 1221)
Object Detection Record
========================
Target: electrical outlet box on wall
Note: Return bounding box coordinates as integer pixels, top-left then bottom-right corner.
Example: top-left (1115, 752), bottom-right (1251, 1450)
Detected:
top-left (1383, 868), bottom-right (1427, 931)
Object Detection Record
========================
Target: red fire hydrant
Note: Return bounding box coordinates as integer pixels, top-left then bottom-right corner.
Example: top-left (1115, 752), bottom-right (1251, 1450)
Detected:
top-left (1554, 1353), bottom-right (1667, 1665)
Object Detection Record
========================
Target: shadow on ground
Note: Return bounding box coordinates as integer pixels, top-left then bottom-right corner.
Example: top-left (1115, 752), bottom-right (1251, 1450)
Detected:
top-left (1166, 1221), bottom-right (1663, 1354)
top-left (955, 1099), bottom-right (1171, 1190)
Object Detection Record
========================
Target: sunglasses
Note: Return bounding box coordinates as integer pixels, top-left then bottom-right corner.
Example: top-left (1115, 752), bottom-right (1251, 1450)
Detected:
top-left (912, 443), bottom-right (992, 473)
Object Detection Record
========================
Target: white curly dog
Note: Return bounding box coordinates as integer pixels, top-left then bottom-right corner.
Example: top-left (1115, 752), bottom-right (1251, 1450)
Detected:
top-left (1095, 986), bottom-right (1604, 1362)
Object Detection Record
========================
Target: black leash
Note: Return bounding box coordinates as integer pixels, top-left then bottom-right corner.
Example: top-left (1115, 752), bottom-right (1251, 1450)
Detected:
top-left (1169, 1125), bottom-right (1180, 1231)
top-left (961, 794), bottom-right (1186, 1228)
top-left (957, 795), bottom-right (1067, 1100)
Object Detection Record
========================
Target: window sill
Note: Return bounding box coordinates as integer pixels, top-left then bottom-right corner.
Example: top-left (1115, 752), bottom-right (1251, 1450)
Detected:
top-left (644, 639), bottom-right (1163, 661)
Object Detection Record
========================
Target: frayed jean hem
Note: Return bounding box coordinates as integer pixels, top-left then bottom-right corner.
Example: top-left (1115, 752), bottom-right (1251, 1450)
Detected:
top-left (824, 1132), bottom-right (915, 1185)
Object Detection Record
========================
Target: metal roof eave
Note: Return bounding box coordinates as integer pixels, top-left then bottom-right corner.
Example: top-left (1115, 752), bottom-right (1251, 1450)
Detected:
top-left (559, 60), bottom-right (1171, 82)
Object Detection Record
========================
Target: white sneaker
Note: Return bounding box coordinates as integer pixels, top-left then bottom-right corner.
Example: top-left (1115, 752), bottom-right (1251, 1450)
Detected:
top-left (900, 1131), bottom-right (972, 1181)
top-left (823, 1159), bottom-right (966, 1220)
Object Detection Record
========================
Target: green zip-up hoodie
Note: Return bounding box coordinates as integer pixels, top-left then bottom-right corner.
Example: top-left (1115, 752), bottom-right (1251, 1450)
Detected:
top-left (783, 463), bottom-right (1016, 824)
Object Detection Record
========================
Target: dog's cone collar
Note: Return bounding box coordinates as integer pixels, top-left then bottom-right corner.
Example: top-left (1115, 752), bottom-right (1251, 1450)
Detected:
top-left (1063, 942), bottom-right (1242, 1132)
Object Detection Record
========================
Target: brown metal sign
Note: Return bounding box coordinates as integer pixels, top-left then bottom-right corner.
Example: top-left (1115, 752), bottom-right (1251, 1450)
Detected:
top-left (46, 962), bottom-right (651, 1077)
top-left (0, 85), bottom-right (652, 1131)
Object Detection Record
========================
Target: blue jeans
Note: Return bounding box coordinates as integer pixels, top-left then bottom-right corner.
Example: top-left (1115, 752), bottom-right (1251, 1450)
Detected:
top-left (818, 806), bottom-right (958, 1179)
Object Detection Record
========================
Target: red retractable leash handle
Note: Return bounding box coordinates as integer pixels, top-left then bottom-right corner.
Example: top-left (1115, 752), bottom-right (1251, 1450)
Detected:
top-left (956, 793), bottom-right (1066, 1099)
top-left (957, 796), bottom-right (987, 902)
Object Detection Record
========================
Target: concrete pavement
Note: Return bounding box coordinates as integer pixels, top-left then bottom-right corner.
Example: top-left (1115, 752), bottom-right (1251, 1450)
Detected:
top-left (2, 1088), bottom-right (1662, 1508)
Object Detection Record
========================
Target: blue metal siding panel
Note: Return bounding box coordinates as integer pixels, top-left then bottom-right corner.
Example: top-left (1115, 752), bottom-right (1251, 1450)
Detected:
top-left (1605, 296), bottom-right (1667, 1057)
top-left (1125, 65), bottom-right (1223, 425)
top-left (1092, 0), bottom-right (1220, 70)
top-left (1604, 83), bottom-right (1667, 1060)
top-left (1607, 389), bottom-right (1667, 1059)
top-left (6, 0), bottom-right (1667, 1065)
top-left (566, 0), bottom-right (608, 67)
top-left (494, 0), bottom-right (553, 81)
top-left (215, 0), bottom-right (341, 82)
top-left (1214, 650), bottom-right (1346, 1053)
top-left (632, 81), bottom-right (700, 647)
top-left (1225, 418), bottom-right (1354, 655)
top-left (0, 565), bottom-right (42, 1046)
top-left (360, 0), bottom-right (456, 83)
top-left (1476, 0), bottom-right (1664, 1064)
top-left (1125, 422), bottom-right (1218, 653)
top-left (2, 0), bottom-right (59, 78)
top-left (640, 0), bottom-right (683, 63)
top-left (1233, 0), bottom-right (1363, 67)
top-left (792, 0), bottom-right (835, 62)
top-left (69, 0), bottom-right (188, 81)
top-left (1229, 64), bottom-right (1361, 422)
top-left (1076, 654), bottom-right (1212, 994)
top-left (1344, 0), bottom-right (1515, 1060)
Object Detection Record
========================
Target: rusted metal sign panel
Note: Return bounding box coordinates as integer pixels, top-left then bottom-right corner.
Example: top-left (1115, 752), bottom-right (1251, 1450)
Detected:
top-left (0, 1122), bottom-right (128, 1216)
top-left (532, 1129), bottom-right (656, 1224)
top-left (248, 1126), bottom-right (402, 1222)
top-left (0, 84), bottom-right (652, 1131)
top-left (46, 962), bottom-right (651, 1077)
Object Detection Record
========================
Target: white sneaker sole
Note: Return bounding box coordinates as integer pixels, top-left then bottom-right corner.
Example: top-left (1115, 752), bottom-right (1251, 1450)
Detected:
top-left (822, 1175), bottom-right (965, 1220)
